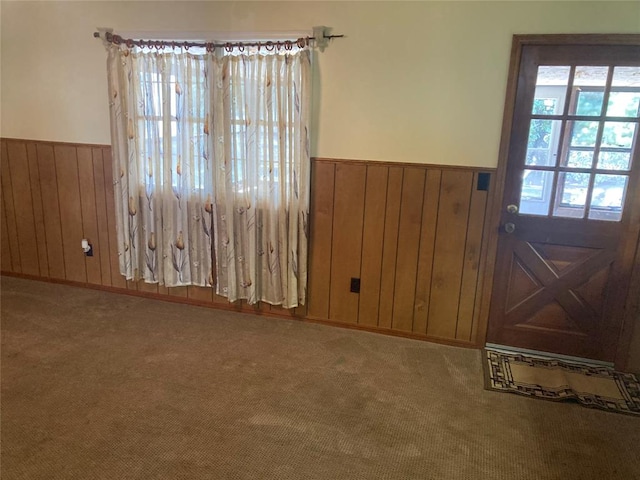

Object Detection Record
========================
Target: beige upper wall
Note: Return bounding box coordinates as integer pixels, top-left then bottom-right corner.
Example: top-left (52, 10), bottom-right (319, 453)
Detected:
top-left (1, 1), bottom-right (639, 167)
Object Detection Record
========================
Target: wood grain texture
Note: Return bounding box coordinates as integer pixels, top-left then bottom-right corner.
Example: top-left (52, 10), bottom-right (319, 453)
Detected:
top-left (329, 163), bottom-right (366, 324)
top-left (378, 167), bottom-right (403, 329)
top-left (392, 168), bottom-right (426, 332)
top-left (358, 165), bottom-right (388, 326)
top-left (55, 145), bottom-right (87, 283)
top-left (1, 193), bottom-right (12, 272)
top-left (427, 170), bottom-right (473, 339)
top-left (413, 170), bottom-right (441, 335)
top-left (1, 139), bottom-right (502, 348)
top-left (36, 143), bottom-right (66, 279)
top-left (168, 286), bottom-right (188, 297)
top-left (456, 174), bottom-right (488, 341)
top-left (6, 141), bottom-right (39, 276)
top-left (77, 147), bottom-right (102, 285)
top-left (26, 142), bottom-right (49, 277)
top-left (92, 148), bottom-right (112, 286)
top-left (307, 161), bottom-right (335, 319)
top-left (188, 285), bottom-right (213, 303)
top-left (1, 141), bottom-right (21, 273)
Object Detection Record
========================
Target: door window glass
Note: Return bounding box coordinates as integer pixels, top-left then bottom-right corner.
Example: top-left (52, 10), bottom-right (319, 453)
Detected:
top-left (518, 64), bottom-right (639, 222)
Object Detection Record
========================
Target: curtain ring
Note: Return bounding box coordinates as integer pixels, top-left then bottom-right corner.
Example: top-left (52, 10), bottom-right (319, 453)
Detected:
top-left (225, 43), bottom-right (233, 53)
top-left (126, 39), bottom-right (134, 48)
top-left (183, 42), bottom-right (190, 51)
top-left (265, 41), bottom-right (274, 52)
top-left (237, 44), bottom-right (245, 53)
top-left (296, 38), bottom-right (306, 48)
top-left (206, 43), bottom-right (214, 53)
top-left (284, 40), bottom-right (292, 51)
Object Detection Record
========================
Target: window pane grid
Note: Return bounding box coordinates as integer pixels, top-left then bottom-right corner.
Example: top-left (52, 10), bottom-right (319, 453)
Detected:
top-left (519, 64), bottom-right (639, 222)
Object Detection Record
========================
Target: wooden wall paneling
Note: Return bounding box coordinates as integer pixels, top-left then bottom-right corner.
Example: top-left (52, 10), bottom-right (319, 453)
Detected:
top-left (77, 147), bottom-right (102, 285)
top-left (270, 304), bottom-right (299, 318)
top-left (378, 167), bottom-right (403, 329)
top-left (55, 145), bottom-right (87, 283)
top-left (1, 141), bottom-right (22, 273)
top-left (329, 163), bottom-right (367, 324)
top-left (295, 303), bottom-right (308, 317)
top-left (2, 137), bottom-right (505, 350)
top-left (92, 148), bottom-right (112, 286)
top-left (455, 172), bottom-right (488, 341)
top-left (413, 170), bottom-right (442, 334)
top-left (26, 142), bottom-right (49, 277)
top-left (36, 144), bottom-right (66, 279)
top-left (168, 286), bottom-right (188, 297)
top-left (1, 194), bottom-right (12, 272)
top-left (6, 141), bottom-right (39, 276)
top-left (358, 165), bottom-right (388, 326)
top-left (102, 148), bottom-right (127, 289)
top-left (391, 168), bottom-right (426, 332)
top-left (138, 281), bottom-right (159, 294)
top-left (307, 161), bottom-right (335, 319)
top-left (187, 285), bottom-right (213, 303)
top-left (427, 170), bottom-right (473, 339)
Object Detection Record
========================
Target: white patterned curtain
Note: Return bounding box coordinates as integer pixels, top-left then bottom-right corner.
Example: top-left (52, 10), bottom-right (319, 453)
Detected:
top-left (106, 43), bottom-right (310, 306)
top-left (107, 45), bottom-right (214, 287)
top-left (210, 49), bottom-right (311, 308)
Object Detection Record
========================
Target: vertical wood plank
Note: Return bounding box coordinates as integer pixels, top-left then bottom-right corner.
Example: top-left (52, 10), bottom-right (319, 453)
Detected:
top-left (391, 168), bottom-right (425, 332)
top-left (157, 284), bottom-right (170, 297)
top-left (103, 148), bottom-right (127, 288)
top-left (358, 165), bottom-right (388, 326)
top-left (329, 164), bottom-right (366, 324)
top-left (294, 302), bottom-right (308, 318)
top-left (36, 144), bottom-right (66, 279)
top-left (92, 148), bottom-right (112, 286)
top-left (1, 194), bottom-right (13, 272)
top-left (378, 167), bottom-right (403, 328)
top-left (55, 145), bottom-right (87, 283)
top-left (77, 147), bottom-right (102, 285)
top-left (188, 285), bottom-right (213, 303)
top-left (138, 281), bottom-right (159, 294)
top-left (307, 161), bottom-right (335, 319)
top-left (427, 170), bottom-right (473, 339)
top-left (456, 173), bottom-right (488, 341)
top-left (7, 141), bottom-right (39, 275)
top-left (27, 142), bottom-right (49, 277)
top-left (1, 141), bottom-right (22, 272)
top-left (169, 286), bottom-right (188, 297)
top-left (413, 170), bottom-right (441, 334)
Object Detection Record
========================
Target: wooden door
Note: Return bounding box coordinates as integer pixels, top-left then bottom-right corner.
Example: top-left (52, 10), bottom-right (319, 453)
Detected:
top-left (487, 38), bottom-right (640, 362)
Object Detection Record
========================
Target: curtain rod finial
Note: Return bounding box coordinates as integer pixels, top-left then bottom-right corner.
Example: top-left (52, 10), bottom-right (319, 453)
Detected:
top-left (312, 26), bottom-right (330, 52)
top-left (95, 27), bottom-right (114, 47)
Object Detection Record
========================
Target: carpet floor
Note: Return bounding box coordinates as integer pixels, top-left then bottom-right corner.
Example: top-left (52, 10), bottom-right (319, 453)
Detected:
top-left (1, 276), bottom-right (639, 480)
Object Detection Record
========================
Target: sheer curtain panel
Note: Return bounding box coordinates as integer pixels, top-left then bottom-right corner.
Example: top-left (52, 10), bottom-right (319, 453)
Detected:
top-left (210, 50), bottom-right (311, 308)
top-left (106, 43), bottom-right (311, 307)
top-left (107, 45), bottom-right (214, 287)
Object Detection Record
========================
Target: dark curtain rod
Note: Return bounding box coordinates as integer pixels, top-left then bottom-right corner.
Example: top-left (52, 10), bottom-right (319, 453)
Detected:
top-left (94, 31), bottom-right (343, 51)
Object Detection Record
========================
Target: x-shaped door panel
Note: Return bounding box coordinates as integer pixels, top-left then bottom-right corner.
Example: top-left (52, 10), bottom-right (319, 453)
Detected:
top-left (505, 241), bottom-right (616, 335)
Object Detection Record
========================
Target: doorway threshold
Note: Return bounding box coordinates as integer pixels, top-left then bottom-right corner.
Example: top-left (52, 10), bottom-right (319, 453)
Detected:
top-left (484, 343), bottom-right (614, 368)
